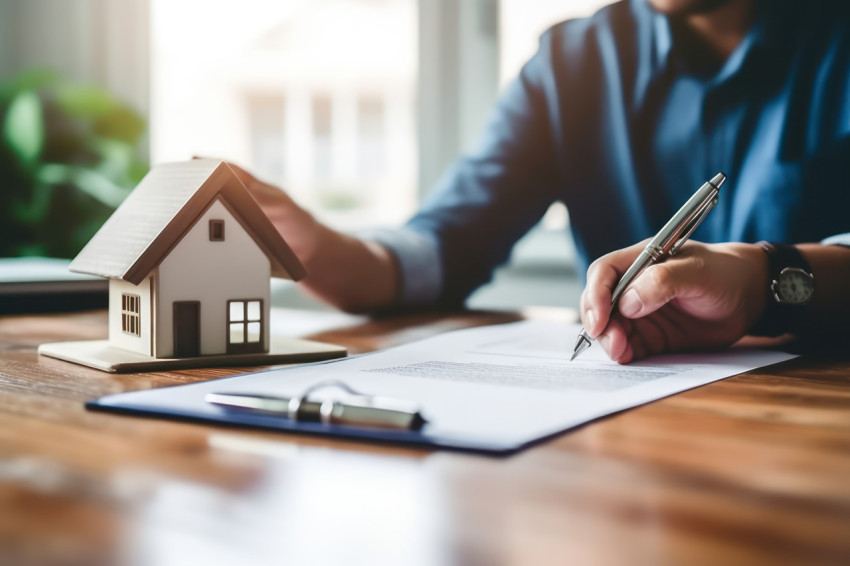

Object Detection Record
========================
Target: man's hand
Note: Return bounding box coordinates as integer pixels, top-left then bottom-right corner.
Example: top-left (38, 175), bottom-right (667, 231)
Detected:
top-left (579, 241), bottom-right (768, 364)
top-left (226, 162), bottom-right (324, 265)
top-left (226, 162), bottom-right (401, 313)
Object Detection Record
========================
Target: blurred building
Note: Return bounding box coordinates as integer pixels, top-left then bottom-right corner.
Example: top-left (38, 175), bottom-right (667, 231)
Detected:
top-left (151, 0), bottom-right (417, 230)
top-left (1, 0), bottom-right (610, 309)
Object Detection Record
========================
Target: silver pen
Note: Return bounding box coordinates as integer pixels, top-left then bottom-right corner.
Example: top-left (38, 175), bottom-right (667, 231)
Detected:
top-left (570, 172), bottom-right (726, 361)
top-left (206, 391), bottom-right (427, 431)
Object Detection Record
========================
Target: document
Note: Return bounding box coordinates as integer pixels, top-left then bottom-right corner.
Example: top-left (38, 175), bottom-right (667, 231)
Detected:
top-left (89, 321), bottom-right (797, 453)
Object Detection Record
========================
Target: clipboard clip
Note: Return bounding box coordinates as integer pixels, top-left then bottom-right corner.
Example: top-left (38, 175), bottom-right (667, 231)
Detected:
top-left (206, 380), bottom-right (427, 431)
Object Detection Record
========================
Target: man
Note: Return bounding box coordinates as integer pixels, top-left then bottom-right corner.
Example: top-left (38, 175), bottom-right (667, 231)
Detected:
top-left (237, 0), bottom-right (850, 362)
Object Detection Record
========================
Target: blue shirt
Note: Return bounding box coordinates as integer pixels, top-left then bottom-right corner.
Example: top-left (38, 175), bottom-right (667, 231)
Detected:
top-left (372, 0), bottom-right (850, 308)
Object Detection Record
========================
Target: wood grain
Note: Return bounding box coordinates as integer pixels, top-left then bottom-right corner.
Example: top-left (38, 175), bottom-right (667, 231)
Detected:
top-left (0, 308), bottom-right (848, 566)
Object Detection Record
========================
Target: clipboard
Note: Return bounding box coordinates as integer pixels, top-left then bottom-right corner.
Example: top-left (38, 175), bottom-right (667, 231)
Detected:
top-left (86, 321), bottom-right (797, 456)
top-left (86, 359), bottom-right (530, 454)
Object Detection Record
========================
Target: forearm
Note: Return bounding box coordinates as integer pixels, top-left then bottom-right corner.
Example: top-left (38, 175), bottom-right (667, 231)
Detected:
top-left (297, 223), bottom-right (400, 313)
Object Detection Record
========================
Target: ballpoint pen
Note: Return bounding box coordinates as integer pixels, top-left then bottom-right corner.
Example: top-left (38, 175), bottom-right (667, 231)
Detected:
top-left (570, 172), bottom-right (726, 361)
top-left (206, 385), bottom-right (427, 431)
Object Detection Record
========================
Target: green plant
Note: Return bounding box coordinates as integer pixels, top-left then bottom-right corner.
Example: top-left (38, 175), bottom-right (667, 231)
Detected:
top-left (0, 69), bottom-right (148, 258)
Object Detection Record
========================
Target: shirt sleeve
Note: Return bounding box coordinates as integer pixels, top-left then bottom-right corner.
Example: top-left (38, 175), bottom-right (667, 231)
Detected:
top-left (404, 29), bottom-right (564, 307)
top-left (821, 233), bottom-right (850, 246)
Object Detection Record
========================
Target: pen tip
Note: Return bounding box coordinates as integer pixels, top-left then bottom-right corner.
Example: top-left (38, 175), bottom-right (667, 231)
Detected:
top-left (710, 172), bottom-right (726, 189)
top-left (570, 334), bottom-right (592, 361)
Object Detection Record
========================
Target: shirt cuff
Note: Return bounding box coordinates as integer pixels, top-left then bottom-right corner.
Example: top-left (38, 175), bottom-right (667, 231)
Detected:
top-left (821, 233), bottom-right (850, 247)
top-left (359, 227), bottom-right (443, 307)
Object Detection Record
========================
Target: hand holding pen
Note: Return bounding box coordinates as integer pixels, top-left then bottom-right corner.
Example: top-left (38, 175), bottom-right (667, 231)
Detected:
top-left (572, 173), bottom-right (727, 362)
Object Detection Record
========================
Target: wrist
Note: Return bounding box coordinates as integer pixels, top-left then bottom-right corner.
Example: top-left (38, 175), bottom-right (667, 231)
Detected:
top-left (735, 243), bottom-right (770, 331)
top-left (749, 242), bottom-right (815, 336)
top-left (284, 209), bottom-right (326, 269)
top-left (300, 224), bottom-right (400, 312)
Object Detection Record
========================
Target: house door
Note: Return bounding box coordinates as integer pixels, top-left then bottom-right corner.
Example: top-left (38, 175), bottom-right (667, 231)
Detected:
top-left (173, 301), bottom-right (201, 358)
top-left (227, 299), bottom-right (264, 354)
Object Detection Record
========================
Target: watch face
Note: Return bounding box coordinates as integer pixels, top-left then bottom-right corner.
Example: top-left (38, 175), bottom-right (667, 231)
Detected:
top-left (773, 267), bottom-right (814, 304)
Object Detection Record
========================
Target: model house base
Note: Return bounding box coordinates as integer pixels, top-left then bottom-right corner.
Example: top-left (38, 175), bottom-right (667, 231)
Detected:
top-left (39, 336), bottom-right (346, 374)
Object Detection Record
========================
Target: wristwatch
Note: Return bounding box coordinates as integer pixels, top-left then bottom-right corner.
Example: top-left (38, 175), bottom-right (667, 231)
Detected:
top-left (751, 241), bottom-right (814, 336)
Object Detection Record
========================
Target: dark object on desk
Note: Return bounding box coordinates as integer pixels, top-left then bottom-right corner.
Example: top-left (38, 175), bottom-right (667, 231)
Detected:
top-left (0, 257), bottom-right (107, 314)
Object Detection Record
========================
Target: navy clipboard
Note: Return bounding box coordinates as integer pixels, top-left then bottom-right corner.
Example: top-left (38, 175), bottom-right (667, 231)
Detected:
top-left (85, 361), bottom-right (535, 455)
top-left (85, 321), bottom-right (797, 456)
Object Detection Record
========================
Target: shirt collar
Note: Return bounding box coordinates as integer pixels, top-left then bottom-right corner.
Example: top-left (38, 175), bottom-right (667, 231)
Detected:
top-left (710, 0), bottom-right (798, 86)
top-left (632, 0), bottom-right (798, 105)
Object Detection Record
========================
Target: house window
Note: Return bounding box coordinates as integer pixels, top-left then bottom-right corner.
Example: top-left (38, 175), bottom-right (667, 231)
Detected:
top-left (121, 294), bottom-right (141, 337)
top-left (357, 95), bottom-right (386, 178)
top-left (209, 219), bottom-right (225, 241)
top-left (248, 94), bottom-right (286, 180)
top-left (228, 299), bottom-right (263, 345)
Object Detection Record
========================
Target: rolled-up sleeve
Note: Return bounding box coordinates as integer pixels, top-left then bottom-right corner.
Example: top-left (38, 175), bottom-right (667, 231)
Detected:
top-left (822, 233), bottom-right (850, 247)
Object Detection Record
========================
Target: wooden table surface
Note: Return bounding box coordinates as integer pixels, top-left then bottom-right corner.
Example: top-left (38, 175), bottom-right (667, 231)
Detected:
top-left (0, 307), bottom-right (848, 566)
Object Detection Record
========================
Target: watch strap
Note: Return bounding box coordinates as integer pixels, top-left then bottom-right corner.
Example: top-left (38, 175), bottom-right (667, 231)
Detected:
top-left (750, 241), bottom-right (813, 336)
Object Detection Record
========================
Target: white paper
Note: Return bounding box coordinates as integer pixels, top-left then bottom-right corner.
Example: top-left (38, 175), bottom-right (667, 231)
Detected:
top-left (269, 307), bottom-right (368, 338)
top-left (98, 321), bottom-right (797, 451)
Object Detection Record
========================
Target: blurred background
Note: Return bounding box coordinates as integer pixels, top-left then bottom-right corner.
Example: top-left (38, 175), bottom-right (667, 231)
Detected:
top-left (0, 0), bottom-right (611, 311)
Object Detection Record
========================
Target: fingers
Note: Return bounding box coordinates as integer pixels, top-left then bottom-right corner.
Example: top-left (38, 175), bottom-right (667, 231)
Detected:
top-left (192, 156), bottom-right (250, 180)
top-left (193, 155), bottom-right (286, 201)
top-left (615, 249), bottom-right (707, 319)
top-left (582, 241), bottom-right (707, 364)
top-left (229, 165), bottom-right (307, 218)
top-left (588, 242), bottom-right (762, 363)
top-left (596, 317), bottom-right (633, 363)
top-left (224, 162), bottom-right (285, 201)
top-left (222, 161), bottom-right (256, 188)
top-left (580, 240), bottom-right (649, 337)
top-left (597, 313), bottom-right (672, 364)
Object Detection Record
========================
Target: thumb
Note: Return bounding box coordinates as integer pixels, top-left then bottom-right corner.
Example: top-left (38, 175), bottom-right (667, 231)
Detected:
top-left (581, 239), bottom-right (649, 336)
top-left (220, 160), bottom-right (261, 189)
top-left (192, 155), bottom-right (263, 192)
top-left (616, 256), bottom-right (705, 319)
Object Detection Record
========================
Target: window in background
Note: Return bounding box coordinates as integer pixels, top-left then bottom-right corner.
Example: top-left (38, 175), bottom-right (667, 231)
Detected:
top-left (498, 0), bottom-right (612, 234)
top-left (248, 95), bottom-right (286, 181)
top-left (150, 0), bottom-right (417, 231)
top-left (312, 94), bottom-right (333, 180)
top-left (464, 0), bottom-right (612, 310)
top-left (500, 0), bottom-right (612, 87)
top-left (357, 95), bottom-right (386, 179)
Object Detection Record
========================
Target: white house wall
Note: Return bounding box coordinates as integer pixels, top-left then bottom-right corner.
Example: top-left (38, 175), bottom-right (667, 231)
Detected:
top-left (154, 199), bottom-right (271, 357)
top-left (108, 276), bottom-right (153, 356)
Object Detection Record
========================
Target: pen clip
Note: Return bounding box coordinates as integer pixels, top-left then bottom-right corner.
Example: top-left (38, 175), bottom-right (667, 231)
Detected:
top-left (668, 194), bottom-right (717, 256)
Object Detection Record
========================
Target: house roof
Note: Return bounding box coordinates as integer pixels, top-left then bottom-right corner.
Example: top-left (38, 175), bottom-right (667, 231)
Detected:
top-left (70, 159), bottom-right (306, 284)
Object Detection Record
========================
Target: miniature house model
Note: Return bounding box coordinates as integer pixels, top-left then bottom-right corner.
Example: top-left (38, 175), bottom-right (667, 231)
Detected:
top-left (68, 159), bottom-right (307, 359)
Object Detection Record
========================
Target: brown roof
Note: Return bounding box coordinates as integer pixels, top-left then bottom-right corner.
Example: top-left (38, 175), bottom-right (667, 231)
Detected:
top-left (70, 159), bottom-right (306, 284)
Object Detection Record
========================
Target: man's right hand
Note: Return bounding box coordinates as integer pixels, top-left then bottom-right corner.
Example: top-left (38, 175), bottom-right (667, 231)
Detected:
top-left (579, 241), bottom-right (769, 364)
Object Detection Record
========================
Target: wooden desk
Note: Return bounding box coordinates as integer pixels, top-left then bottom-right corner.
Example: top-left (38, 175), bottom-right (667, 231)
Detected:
top-left (1, 308), bottom-right (848, 566)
